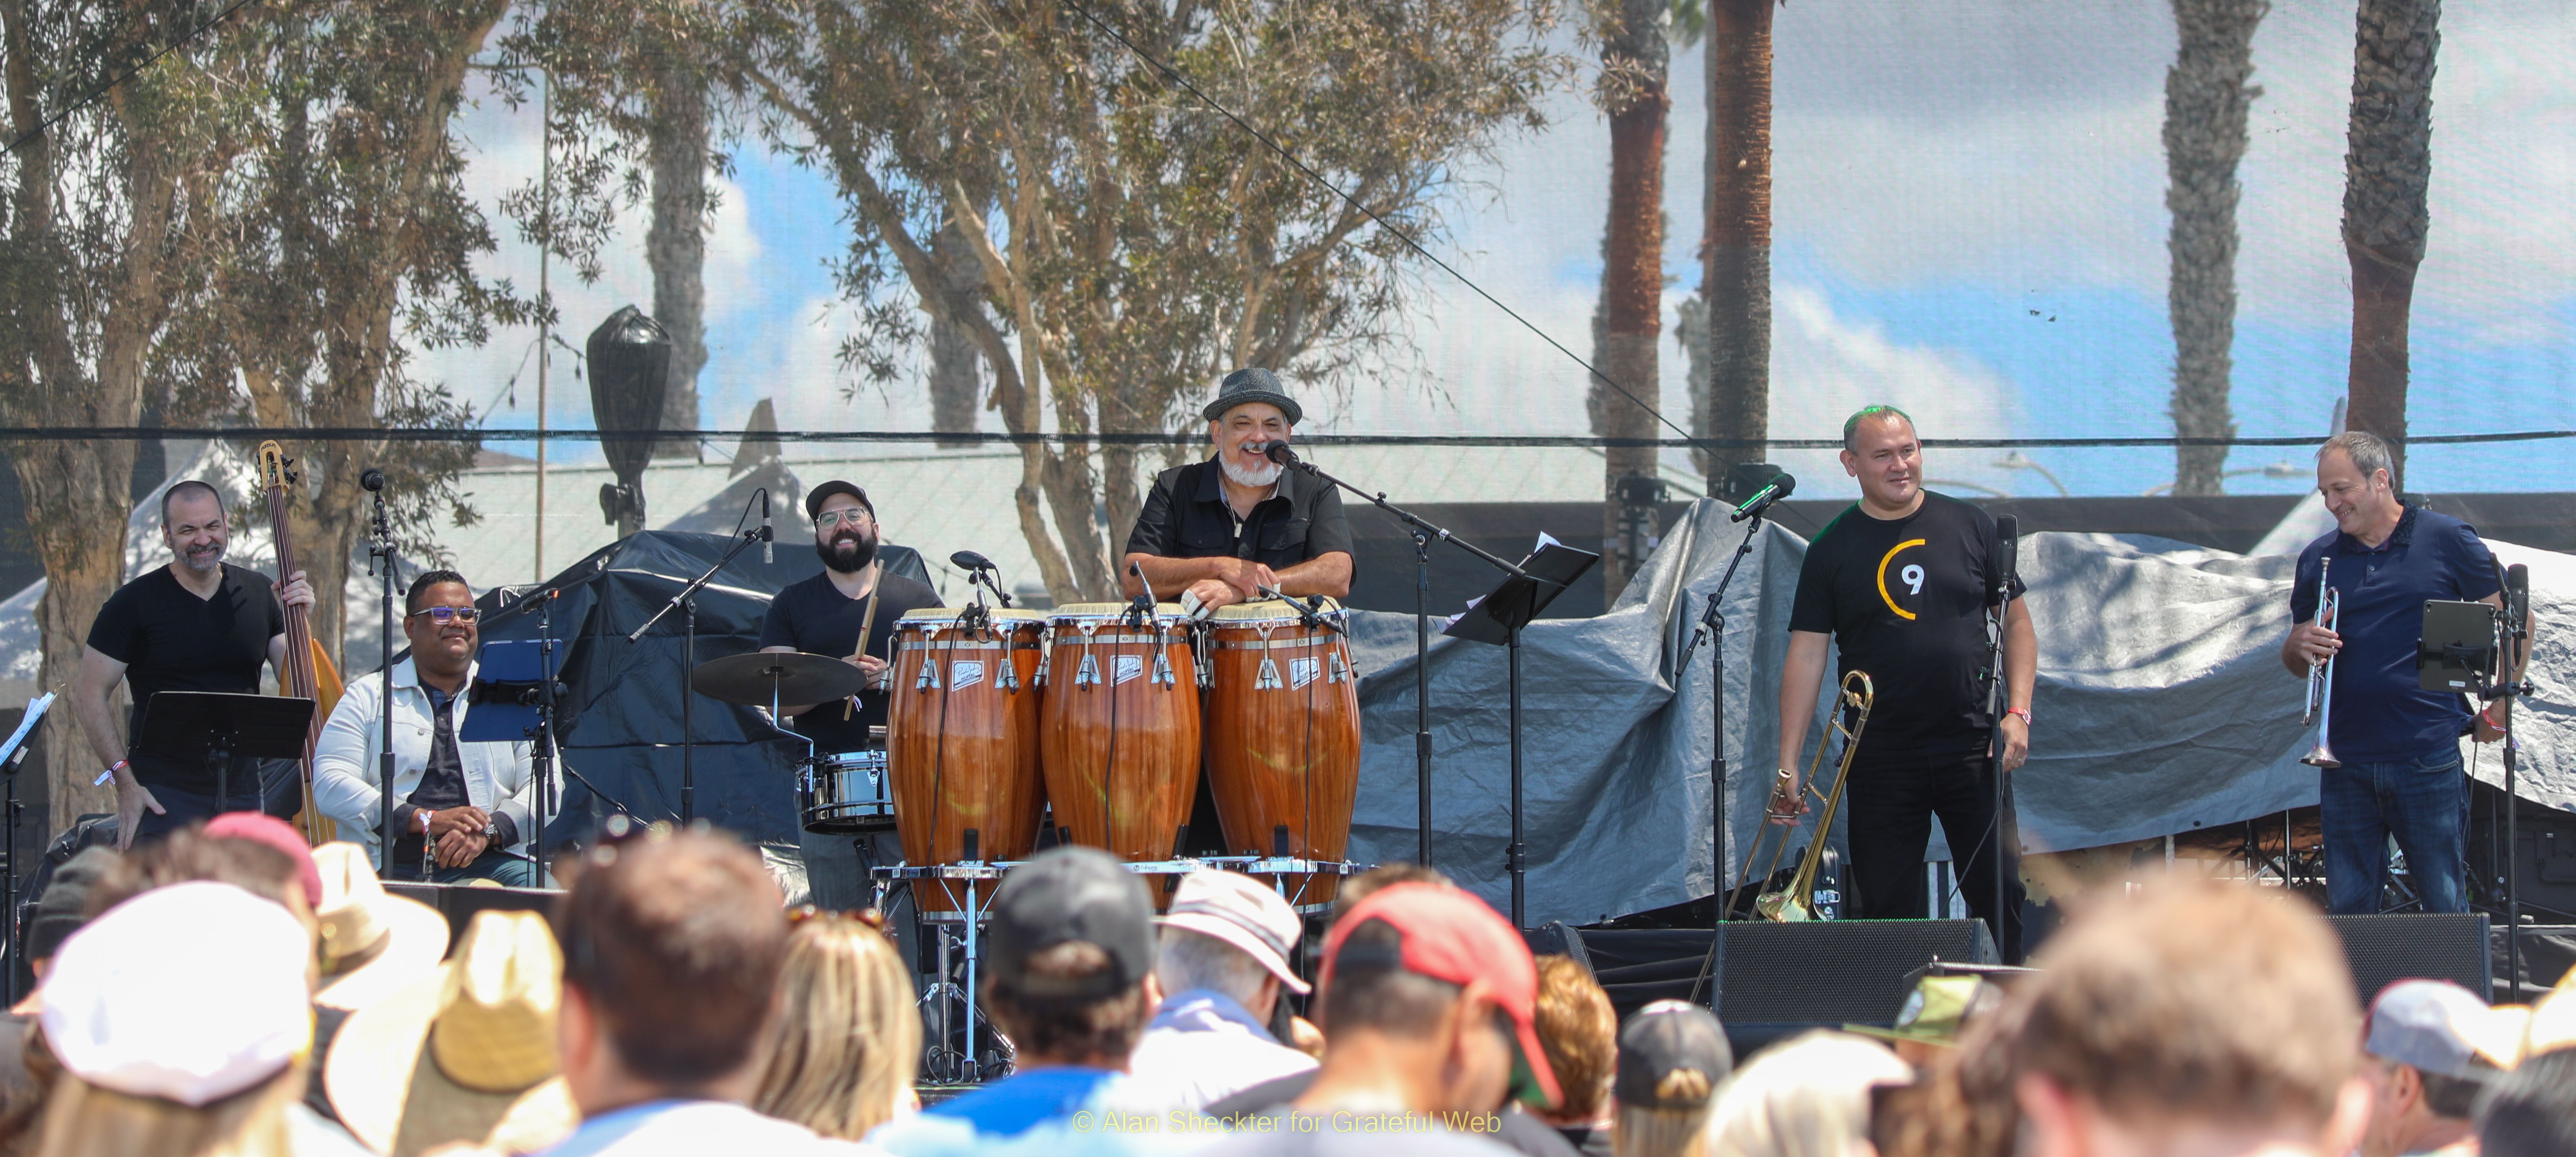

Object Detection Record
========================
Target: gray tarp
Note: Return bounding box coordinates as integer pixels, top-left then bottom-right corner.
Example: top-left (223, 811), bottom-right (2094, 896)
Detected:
top-left (1344, 499), bottom-right (2576, 927)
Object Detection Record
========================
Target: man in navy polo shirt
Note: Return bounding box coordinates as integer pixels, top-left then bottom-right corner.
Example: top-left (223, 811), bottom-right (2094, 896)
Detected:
top-left (2282, 431), bottom-right (2507, 914)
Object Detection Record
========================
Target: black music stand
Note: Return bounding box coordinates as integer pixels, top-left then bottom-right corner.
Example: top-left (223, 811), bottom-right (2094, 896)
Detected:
top-left (1446, 542), bottom-right (1599, 927)
top-left (133, 692), bottom-right (313, 814)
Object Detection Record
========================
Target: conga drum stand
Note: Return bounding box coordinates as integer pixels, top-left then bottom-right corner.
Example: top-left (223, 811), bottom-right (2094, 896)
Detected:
top-left (874, 854), bottom-right (1366, 1085)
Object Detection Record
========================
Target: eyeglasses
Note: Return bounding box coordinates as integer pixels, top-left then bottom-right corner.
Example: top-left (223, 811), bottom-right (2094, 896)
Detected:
top-left (406, 606), bottom-right (481, 625)
top-left (814, 508), bottom-right (872, 528)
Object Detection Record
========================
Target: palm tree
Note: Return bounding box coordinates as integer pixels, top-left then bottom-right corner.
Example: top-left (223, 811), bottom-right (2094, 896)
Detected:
top-left (2164, 0), bottom-right (2267, 496)
top-left (1699, 0), bottom-right (1772, 497)
top-left (1591, 0), bottom-right (1672, 600)
top-left (2341, 0), bottom-right (2441, 479)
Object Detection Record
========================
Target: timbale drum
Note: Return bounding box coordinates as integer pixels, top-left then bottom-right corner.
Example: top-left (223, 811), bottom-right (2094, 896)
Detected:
top-left (801, 749), bottom-right (895, 834)
top-left (1201, 598), bottom-right (1360, 908)
top-left (1039, 603), bottom-right (1200, 905)
top-left (886, 607), bottom-right (1048, 914)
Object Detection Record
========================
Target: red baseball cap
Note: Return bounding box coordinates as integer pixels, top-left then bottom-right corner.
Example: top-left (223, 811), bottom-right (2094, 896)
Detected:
top-left (1318, 882), bottom-right (1561, 1108)
top-left (203, 813), bottom-right (323, 908)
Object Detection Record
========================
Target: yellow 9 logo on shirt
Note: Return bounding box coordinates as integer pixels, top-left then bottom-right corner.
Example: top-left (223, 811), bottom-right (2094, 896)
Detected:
top-left (1876, 539), bottom-right (1927, 621)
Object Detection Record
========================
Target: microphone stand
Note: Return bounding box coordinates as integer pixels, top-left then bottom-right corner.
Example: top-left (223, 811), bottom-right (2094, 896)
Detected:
top-left (366, 486), bottom-right (398, 875)
top-left (533, 590), bottom-right (557, 881)
top-left (1273, 451), bottom-right (1539, 893)
top-left (628, 498), bottom-right (766, 825)
top-left (1681, 510), bottom-right (1765, 1011)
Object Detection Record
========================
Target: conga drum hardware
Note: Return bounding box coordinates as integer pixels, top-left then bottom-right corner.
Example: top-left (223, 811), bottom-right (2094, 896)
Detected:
top-left (888, 607), bottom-right (1049, 915)
top-left (1037, 604), bottom-right (1201, 906)
top-left (1203, 598), bottom-right (1362, 909)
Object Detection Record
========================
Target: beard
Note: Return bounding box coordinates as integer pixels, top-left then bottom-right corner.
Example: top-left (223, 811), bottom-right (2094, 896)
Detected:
top-left (176, 539), bottom-right (225, 573)
top-left (1219, 454), bottom-right (1283, 488)
top-left (815, 530), bottom-right (880, 574)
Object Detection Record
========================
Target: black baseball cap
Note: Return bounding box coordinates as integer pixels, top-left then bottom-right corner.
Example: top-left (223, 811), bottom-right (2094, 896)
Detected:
top-left (984, 847), bottom-right (1157, 1001)
top-left (1615, 1000), bottom-right (1733, 1110)
top-left (803, 480), bottom-right (874, 521)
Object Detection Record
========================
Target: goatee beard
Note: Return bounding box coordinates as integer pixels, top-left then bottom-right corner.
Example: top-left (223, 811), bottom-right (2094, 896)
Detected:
top-left (1220, 457), bottom-right (1282, 488)
top-left (178, 544), bottom-right (224, 573)
top-left (817, 534), bottom-right (879, 574)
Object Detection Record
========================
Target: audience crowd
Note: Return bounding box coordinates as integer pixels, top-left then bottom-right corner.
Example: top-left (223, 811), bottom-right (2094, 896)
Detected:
top-left (0, 815), bottom-right (2570, 1157)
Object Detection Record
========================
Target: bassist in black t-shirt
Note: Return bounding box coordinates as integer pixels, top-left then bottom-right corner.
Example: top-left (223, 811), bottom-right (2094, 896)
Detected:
top-left (75, 480), bottom-right (317, 849)
top-left (1775, 407), bottom-right (2035, 960)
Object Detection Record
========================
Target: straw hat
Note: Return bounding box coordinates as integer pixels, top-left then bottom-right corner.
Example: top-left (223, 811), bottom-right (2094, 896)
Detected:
top-left (326, 910), bottom-right (577, 1157)
top-left (312, 842), bottom-right (451, 1012)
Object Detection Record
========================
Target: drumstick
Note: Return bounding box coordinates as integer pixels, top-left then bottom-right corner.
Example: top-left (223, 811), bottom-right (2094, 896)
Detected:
top-left (846, 584), bottom-right (884, 721)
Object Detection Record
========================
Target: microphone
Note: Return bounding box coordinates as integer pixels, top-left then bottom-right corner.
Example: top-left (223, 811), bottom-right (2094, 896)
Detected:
top-left (360, 468), bottom-right (386, 492)
top-left (951, 550), bottom-right (995, 573)
top-left (760, 488), bottom-right (773, 565)
top-left (1994, 514), bottom-right (2021, 597)
top-left (1261, 441), bottom-right (1311, 472)
top-left (1129, 560), bottom-right (1157, 611)
top-left (1728, 472), bottom-right (1796, 522)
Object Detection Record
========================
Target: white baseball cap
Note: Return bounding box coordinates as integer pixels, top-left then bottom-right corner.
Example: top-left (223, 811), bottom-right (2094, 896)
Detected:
top-left (42, 881), bottom-right (315, 1106)
top-left (1159, 869), bottom-right (1309, 995)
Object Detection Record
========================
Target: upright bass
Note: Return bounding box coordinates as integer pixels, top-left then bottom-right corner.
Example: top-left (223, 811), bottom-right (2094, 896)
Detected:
top-left (255, 441), bottom-right (343, 844)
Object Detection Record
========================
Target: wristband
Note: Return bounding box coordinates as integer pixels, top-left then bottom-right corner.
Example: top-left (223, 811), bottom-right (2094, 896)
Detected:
top-left (94, 759), bottom-right (129, 787)
top-left (2482, 705), bottom-right (2505, 730)
top-left (2005, 707), bottom-right (2034, 727)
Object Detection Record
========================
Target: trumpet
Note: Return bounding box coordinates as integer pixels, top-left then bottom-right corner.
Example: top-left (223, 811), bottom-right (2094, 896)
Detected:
top-left (1732, 670), bottom-right (1875, 923)
top-left (2301, 558), bottom-right (2341, 769)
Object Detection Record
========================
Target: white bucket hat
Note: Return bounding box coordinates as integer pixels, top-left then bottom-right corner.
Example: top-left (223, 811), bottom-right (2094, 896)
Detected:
top-left (41, 882), bottom-right (314, 1106)
top-left (1159, 869), bottom-right (1309, 994)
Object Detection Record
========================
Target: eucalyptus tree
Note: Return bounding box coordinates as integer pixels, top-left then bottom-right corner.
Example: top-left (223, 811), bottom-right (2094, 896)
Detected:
top-left (726, 0), bottom-right (1567, 601)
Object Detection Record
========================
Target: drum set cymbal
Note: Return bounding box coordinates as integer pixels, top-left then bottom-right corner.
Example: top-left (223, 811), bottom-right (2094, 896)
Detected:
top-left (691, 651), bottom-right (871, 707)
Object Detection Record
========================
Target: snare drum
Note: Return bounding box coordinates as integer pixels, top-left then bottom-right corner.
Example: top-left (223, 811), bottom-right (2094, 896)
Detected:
top-left (1202, 598), bottom-right (1361, 907)
top-left (1039, 604), bottom-right (1199, 899)
top-left (887, 607), bottom-right (1049, 914)
top-left (801, 749), bottom-right (895, 834)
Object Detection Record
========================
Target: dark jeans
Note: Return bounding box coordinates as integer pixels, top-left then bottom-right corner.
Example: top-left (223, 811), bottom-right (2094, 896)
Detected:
top-left (384, 847), bottom-right (542, 889)
top-left (2321, 744), bottom-right (2469, 915)
top-left (1843, 743), bottom-right (2025, 962)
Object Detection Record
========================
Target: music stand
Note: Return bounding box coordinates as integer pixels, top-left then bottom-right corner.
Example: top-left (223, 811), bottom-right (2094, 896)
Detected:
top-left (1446, 542), bottom-right (1599, 926)
top-left (132, 692), bottom-right (314, 815)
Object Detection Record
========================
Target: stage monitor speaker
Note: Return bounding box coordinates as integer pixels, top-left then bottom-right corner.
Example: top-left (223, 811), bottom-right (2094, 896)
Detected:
top-left (386, 882), bottom-right (559, 956)
top-left (2324, 913), bottom-right (2491, 1002)
top-left (1718, 920), bottom-right (1998, 1052)
top-left (1565, 919), bottom-right (1997, 1056)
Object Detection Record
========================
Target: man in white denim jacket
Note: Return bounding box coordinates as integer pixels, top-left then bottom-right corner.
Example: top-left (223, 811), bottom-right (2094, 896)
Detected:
top-left (315, 570), bottom-right (551, 886)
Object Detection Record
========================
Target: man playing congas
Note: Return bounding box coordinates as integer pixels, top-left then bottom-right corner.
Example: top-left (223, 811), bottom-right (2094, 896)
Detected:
top-left (1122, 368), bottom-right (1355, 613)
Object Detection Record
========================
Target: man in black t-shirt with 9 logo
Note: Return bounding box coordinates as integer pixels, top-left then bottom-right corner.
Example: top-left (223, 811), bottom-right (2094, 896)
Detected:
top-left (1776, 406), bottom-right (2035, 960)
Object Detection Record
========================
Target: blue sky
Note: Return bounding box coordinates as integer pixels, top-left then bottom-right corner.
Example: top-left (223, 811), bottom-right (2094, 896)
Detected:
top-left (426, 0), bottom-right (2576, 500)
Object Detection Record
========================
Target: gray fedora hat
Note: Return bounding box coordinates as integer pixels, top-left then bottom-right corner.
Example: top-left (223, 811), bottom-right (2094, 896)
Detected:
top-left (1201, 367), bottom-right (1303, 425)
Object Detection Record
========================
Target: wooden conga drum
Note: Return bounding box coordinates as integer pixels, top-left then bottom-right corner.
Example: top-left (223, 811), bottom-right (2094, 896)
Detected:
top-left (1039, 604), bottom-right (1199, 906)
top-left (886, 607), bottom-right (1048, 915)
top-left (1202, 598), bottom-right (1361, 908)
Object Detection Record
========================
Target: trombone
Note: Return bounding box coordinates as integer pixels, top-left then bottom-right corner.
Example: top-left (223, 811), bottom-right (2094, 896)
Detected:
top-left (2301, 558), bottom-right (2341, 769)
top-left (1731, 670), bottom-right (1875, 922)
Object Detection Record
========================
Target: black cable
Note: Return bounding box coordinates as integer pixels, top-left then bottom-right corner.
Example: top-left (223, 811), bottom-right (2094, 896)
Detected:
top-left (4, 0), bottom-right (262, 156)
top-left (9, 425), bottom-right (2573, 449)
top-left (1050, 0), bottom-right (1700, 450)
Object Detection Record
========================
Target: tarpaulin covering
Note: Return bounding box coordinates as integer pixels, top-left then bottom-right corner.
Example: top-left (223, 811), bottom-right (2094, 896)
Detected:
top-left (1339, 499), bottom-right (2576, 926)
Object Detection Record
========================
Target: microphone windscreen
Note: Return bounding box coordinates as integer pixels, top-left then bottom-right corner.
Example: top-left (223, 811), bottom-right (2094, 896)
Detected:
top-left (1770, 472), bottom-right (1796, 500)
top-left (1264, 441), bottom-right (1297, 466)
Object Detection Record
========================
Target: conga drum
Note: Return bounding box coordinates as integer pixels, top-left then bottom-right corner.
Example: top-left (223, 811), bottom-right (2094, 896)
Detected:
top-left (886, 607), bottom-right (1048, 915)
top-left (1202, 598), bottom-right (1361, 908)
top-left (1039, 604), bottom-right (1200, 905)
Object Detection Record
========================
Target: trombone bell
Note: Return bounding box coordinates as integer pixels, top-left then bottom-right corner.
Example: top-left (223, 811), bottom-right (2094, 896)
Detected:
top-left (1736, 671), bottom-right (1875, 924)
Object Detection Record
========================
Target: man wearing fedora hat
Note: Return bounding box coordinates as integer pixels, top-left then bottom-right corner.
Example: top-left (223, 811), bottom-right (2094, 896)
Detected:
top-left (1122, 368), bottom-right (1353, 617)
